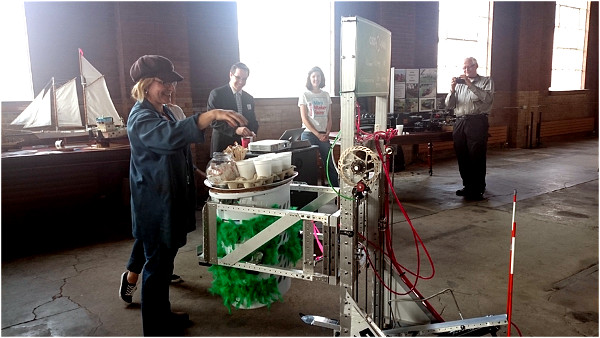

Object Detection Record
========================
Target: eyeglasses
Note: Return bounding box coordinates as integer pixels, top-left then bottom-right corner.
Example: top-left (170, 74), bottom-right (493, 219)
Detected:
top-left (232, 75), bottom-right (248, 82)
top-left (462, 64), bottom-right (477, 70)
top-left (154, 78), bottom-right (177, 88)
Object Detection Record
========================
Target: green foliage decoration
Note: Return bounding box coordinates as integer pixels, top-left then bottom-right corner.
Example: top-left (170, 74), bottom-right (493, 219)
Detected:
top-left (208, 210), bottom-right (303, 312)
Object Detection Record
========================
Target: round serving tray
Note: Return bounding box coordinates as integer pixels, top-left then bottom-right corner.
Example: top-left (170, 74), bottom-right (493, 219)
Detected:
top-left (204, 171), bottom-right (298, 194)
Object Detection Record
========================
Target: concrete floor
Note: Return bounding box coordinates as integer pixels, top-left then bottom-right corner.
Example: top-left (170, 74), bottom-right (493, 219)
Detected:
top-left (2, 138), bottom-right (598, 336)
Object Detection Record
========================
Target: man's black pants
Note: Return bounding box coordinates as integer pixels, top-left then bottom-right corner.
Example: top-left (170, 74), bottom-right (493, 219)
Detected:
top-left (453, 115), bottom-right (489, 194)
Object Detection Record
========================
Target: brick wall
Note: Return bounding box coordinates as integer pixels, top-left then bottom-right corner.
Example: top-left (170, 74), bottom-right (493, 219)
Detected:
top-left (9, 1), bottom-right (599, 163)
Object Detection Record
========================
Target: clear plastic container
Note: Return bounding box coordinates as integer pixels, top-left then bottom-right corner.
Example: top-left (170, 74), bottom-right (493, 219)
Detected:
top-left (206, 152), bottom-right (239, 187)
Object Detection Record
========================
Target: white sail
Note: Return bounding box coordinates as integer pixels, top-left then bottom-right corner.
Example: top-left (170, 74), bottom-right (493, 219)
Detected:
top-left (55, 78), bottom-right (83, 128)
top-left (11, 87), bottom-right (47, 126)
top-left (80, 55), bottom-right (122, 126)
top-left (10, 79), bottom-right (82, 129)
top-left (7, 51), bottom-right (125, 140)
top-left (24, 87), bottom-right (52, 128)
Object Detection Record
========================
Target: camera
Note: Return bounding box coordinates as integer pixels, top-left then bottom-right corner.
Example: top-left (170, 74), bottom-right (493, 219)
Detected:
top-left (455, 77), bottom-right (466, 84)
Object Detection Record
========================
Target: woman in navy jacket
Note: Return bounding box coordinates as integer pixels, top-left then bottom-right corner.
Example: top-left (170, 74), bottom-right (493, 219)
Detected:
top-left (127, 55), bottom-right (246, 336)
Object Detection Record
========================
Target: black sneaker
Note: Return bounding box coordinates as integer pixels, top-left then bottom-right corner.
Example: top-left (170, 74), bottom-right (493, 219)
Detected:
top-left (171, 274), bottom-right (183, 283)
top-left (119, 271), bottom-right (137, 303)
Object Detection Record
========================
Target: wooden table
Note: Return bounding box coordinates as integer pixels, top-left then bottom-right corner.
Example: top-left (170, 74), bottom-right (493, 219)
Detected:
top-left (390, 131), bottom-right (453, 175)
top-left (2, 143), bottom-right (131, 216)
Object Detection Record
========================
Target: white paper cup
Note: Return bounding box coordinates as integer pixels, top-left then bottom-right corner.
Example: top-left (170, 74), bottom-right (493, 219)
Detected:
top-left (276, 152), bottom-right (292, 170)
top-left (253, 159), bottom-right (272, 178)
top-left (396, 124), bottom-right (404, 135)
top-left (258, 153), bottom-right (282, 173)
top-left (236, 159), bottom-right (256, 180)
top-left (269, 156), bottom-right (283, 173)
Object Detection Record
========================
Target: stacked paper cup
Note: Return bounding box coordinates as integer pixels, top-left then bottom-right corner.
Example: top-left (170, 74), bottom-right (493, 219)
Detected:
top-left (253, 158), bottom-right (272, 178)
top-left (275, 152), bottom-right (292, 171)
top-left (258, 154), bottom-right (282, 174)
top-left (236, 159), bottom-right (256, 180)
top-left (269, 155), bottom-right (283, 173)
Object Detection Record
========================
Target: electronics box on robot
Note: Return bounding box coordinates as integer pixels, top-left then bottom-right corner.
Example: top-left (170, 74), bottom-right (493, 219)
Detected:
top-left (248, 140), bottom-right (291, 152)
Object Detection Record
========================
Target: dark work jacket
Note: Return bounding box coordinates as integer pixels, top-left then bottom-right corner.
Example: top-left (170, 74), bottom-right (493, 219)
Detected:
top-left (207, 84), bottom-right (259, 155)
top-left (127, 99), bottom-right (204, 249)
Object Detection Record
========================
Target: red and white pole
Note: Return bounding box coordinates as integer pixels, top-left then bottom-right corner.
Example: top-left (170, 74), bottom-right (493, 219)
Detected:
top-left (507, 190), bottom-right (517, 336)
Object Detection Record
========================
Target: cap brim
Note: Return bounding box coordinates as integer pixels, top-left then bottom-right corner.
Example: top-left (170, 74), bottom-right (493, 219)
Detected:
top-left (158, 71), bottom-right (184, 82)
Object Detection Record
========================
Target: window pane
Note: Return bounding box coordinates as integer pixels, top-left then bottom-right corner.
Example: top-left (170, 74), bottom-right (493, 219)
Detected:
top-left (437, 1), bottom-right (491, 95)
top-left (0, 1), bottom-right (33, 101)
top-left (237, 1), bottom-right (331, 98)
top-left (551, 0), bottom-right (588, 90)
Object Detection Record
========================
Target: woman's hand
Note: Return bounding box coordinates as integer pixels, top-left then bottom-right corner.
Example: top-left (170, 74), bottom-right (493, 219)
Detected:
top-left (236, 127), bottom-right (255, 137)
top-left (197, 109), bottom-right (248, 130)
top-left (317, 132), bottom-right (329, 142)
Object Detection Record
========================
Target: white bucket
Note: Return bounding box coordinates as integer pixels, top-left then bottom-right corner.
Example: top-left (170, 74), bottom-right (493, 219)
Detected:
top-left (209, 182), bottom-right (290, 221)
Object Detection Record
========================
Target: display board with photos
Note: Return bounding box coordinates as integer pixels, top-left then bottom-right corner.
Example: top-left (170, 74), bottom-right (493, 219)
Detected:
top-left (390, 67), bottom-right (437, 113)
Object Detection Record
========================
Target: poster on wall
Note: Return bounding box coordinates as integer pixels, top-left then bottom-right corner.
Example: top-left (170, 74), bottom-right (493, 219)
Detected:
top-left (393, 69), bottom-right (406, 98)
top-left (419, 98), bottom-right (435, 111)
top-left (419, 83), bottom-right (435, 98)
top-left (390, 67), bottom-right (406, 113)
top-left (406, 69), bottom-right (419, 83)
top-left (419, 68), bottom-right (437, 84)
top-left (405, 83), bottom-right (419, 99)
top-left (407, 98), bottom-right (419, 112)
top-left (390, 67), bottom-right (438, 113)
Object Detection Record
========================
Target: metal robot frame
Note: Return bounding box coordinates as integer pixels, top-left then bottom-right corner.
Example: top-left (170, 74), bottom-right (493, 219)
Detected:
top-left (199, 16), bottom-right (508, 337)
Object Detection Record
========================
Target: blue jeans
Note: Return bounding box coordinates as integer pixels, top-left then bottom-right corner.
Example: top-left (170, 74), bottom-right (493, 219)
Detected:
top-left (301, 131), bottom-right (339, 186)
top-left (126, 239), bottom-right (144, 274)
top-left (127, 238), bottom-right (178, 336)
top-left (140, 241), bottom-right (178, 336)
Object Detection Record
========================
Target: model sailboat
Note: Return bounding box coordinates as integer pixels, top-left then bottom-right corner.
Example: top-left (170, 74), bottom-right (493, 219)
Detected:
top-left (9, 49), bottom-right (127, 141)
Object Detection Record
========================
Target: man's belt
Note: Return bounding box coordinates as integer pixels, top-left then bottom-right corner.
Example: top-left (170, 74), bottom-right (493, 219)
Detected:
top-left (456, 114), bottom-right (488, 120)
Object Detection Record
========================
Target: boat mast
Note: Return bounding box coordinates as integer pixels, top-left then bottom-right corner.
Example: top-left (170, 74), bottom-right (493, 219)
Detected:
top-left (78, 48), bottom-right (89, 129)
top-left (51, 77), bottom-right (58, 131)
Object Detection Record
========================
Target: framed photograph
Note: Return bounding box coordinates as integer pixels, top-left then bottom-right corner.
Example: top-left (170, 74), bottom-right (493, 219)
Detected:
top-left (394, 98), bottom-right (407, 113)
top-left (407, 98), bottom-right (419, 112)
top-left (419, 68), bottom-right (437, 84)
top-left (405, 83), bottom-right (419, 99)
top-left (419, 83), bottom-right (436, 98)
top-left (419, 98), bottom-right (435, 111)
top-left (394, 68), bottom-right (406, 83)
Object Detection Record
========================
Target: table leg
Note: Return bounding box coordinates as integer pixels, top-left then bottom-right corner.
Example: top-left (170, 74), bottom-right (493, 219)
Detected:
top-left (428, 142), bottom-right (433, 176)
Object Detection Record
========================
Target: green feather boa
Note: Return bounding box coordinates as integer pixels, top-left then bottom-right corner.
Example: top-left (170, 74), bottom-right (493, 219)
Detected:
top-left (208, 210), bottom-right (303, 312)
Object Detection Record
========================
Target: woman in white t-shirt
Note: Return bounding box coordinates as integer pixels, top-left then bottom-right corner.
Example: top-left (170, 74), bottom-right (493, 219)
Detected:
top-left (298, 66), bottom-right (338, 187)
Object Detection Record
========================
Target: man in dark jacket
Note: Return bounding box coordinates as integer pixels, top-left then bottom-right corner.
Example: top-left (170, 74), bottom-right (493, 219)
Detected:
top-left (207, 62), bottom-right (259, 154)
